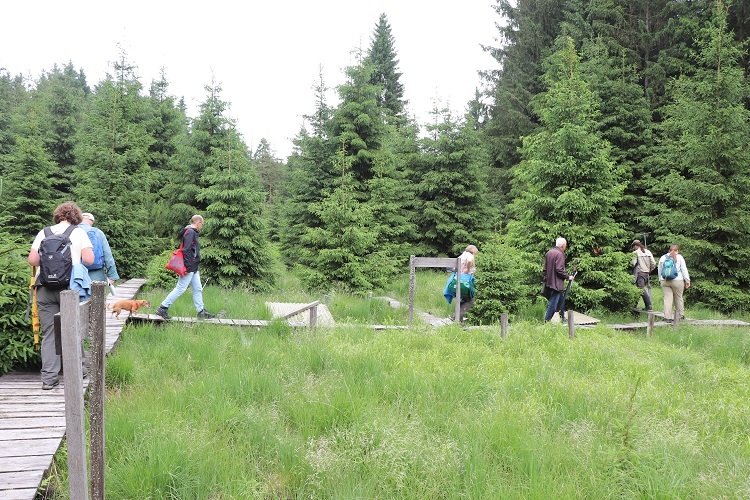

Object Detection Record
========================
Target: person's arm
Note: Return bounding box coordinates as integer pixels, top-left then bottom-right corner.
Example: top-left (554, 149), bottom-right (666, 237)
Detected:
top-left (28, 249), bottom-right (40, 266)
top-left (100, 232), bottom-right (120, 281)
top-left (81, 247), bottom-right (95, 267)
top-left (680, 255), bottom-right (691, 287)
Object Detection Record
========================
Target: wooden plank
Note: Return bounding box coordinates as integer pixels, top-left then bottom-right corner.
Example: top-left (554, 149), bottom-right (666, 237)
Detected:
top-left (0, 470), bottom-right (46, 489)
top-left (0, 438), bottom-right (61, 458)
top-left (0, 417), bottom-right (67, 429)
top-left (0, 427), bottom-right (66, 440)
top-left (0, 487), bottom-right (41, 500)
top-left (411, 257), bottom-right (458, 268)
top-left (0, 455), bottom-right (53, 473)
top-left (281, 301), bottom-right (320, 319)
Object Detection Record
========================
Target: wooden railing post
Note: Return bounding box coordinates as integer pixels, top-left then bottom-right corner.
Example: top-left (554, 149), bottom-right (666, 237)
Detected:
top-left (568, 311), bottom-right (575, 338)
top-left (408, 256), bottom-right (416, 328)
top-left (501, 312), bottom-right (508, 339)
top-left (89, 282), bottom-right (106, 500)
top-left (60, 290), bottom-right (88, 500)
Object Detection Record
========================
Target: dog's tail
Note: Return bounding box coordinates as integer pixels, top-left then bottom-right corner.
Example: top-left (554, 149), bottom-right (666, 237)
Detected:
top-left (106, 303), bottom-right (113, 311)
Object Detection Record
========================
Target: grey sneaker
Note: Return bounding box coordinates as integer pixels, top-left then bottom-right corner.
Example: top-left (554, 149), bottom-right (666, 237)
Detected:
top-left (155, 306), bottom-right (171, 320)
top-left (42, 380), bottom-right (60, 390)
top-left (197, 310), bottom-right (215, 319)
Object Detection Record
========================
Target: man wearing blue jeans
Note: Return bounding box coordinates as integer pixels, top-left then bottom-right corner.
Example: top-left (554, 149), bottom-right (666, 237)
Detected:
top-left (155, 215), bottom-right (214, 320)
top-left (543, 237), bottom-right (575, 324)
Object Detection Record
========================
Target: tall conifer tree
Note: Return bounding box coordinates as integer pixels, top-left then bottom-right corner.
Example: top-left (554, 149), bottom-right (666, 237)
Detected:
top-left (366, 13), bottom-right (407, 125)
top-left (506, 37), bottom-right (638, 311)
top-left (646, 0), bottom-right (750, 312)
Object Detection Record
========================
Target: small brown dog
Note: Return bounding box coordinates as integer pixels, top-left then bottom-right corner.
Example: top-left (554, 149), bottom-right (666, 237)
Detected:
top-left (107, 299), bottom-right (151, 319)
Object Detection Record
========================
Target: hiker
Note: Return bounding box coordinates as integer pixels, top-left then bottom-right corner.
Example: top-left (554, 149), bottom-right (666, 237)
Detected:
top-left (155, 215), bottom-right (215, 320)
top-left (543, 237), bottom-right (575, 324)
top-left (658, 244), bottom-right (691, 321)
top-left (79, 212), bottom-right (120, 285)
top-left (631, 239), bottom-right (656, 311)
top-left (28, 202), bottom-right (94, 390)
top-left (458, 244), bottom-right (478, 322)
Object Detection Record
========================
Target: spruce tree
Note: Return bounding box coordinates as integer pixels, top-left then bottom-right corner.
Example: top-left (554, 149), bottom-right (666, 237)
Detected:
top-left (413, 106), bottom-right (493, 255)
top-left (646, 0), bottom-right (750, 313)
top-left (73, 53), bottom-right (156, 277)
top-left (506, 37), bottom-right (639, 312)
top-left (198, 128), bottom-right (274, 290)
top-left (365, 13), bottom-right (407, 125)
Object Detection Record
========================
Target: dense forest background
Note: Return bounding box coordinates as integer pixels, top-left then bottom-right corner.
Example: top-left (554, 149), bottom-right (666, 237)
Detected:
top-left (3, 0), bottom-right (750, 345)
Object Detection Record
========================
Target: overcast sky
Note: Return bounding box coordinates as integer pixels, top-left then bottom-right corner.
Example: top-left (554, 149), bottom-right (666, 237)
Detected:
top-left (2, 0), bottom-right (501, 159)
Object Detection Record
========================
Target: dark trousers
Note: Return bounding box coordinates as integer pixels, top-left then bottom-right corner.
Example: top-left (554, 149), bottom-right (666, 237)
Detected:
top-left (636, 273), bottom-right (652, 310)
top-left (544, 289), bottom-right (566, 322)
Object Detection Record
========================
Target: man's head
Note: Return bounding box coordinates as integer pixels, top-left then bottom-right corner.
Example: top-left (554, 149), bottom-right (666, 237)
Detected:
top-left (82, 212), bottom-right (95, 225)
top-left (555, 237), bottom-right (567, 250)
top-left (669, 244), bottom-right (679, 256)
top-left (632, 239), bottom-right (642, 250)
top-left (191, 214), bottom-right (205, 230)
top-left (465, 244), bottom-right (478, 255)
top-left (53, 202), bottom-right (83, 225)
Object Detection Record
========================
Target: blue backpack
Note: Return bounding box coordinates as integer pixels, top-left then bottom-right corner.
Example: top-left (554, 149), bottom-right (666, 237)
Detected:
top-left (83, 227), bottom-right (105, 271)
top-left (661, 254), bottom-right (679, 280)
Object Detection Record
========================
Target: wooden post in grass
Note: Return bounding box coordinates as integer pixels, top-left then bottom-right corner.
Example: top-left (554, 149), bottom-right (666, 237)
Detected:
top-left (647, 311), bottom-right (655, 337)
top-left (408, 256), bottom-right (416, 327)
top-left (60, 290), bottom-right (88, 500)
top-left (408, 256), bottom-right (461, 327)
top-left (89, 282), bottom-right (106, 500)
top-left (568, 311), bottom-right (575, 338)
top-left (501, 312), bottom-right (508, 339)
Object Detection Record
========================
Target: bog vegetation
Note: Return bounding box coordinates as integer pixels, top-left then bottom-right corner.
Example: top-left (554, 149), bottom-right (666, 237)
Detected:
top-left (3, 0), bottom-right (750, 371)
top-left (40, 278), bottom-right (750, 498)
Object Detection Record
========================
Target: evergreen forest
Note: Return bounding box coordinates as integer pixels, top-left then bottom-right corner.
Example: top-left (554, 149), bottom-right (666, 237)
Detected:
top-left (3, 1), bottom-right (750, 370)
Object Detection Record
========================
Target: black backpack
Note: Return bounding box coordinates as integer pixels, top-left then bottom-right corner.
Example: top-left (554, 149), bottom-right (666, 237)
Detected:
top-left (37, 225), bottom-right (76, 289)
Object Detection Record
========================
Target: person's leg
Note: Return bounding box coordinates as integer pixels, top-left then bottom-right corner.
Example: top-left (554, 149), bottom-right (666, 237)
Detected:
top-left (459, 297), bottom-right (475, 322)
top-left (545, 290), bottom-right (562, 321)
top-left (190, 270), bottom-right (204, 312)
top-left (161, 272), bottom-right (194, 308)
top-left (36, 287), bottom-right (62, 386)
top-left (661, 281), bottom-right (674, 320)
top-left (673, 279), bottom-right (686, 319)
top-left (636, 274), bottom-right (652, 310)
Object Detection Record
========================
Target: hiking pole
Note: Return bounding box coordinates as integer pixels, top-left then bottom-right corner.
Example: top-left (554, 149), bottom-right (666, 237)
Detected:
top-left (557, 262), bottom-right (579, 318)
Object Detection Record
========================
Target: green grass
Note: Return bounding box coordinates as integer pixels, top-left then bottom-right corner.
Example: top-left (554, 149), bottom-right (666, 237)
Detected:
top-left (47, 280), bottom-right (750, 498)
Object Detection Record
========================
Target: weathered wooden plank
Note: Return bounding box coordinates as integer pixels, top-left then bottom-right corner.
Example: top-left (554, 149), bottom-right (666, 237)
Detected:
top-left (0, 438), bottom-right (61, 458)
top-left (0, 427), bottom-right (66, 440)
top-left (0, 487), bottom-right (41, 500)
top-left (0, 417), bottom-right (67, 430)
top-left (0, 403), bottom-right (65, 413)
top-left (0, 455), bottom-right (52, 472)
top-left (0, 396), bottom-right (67, 404)
top-left (0, 470), bottom-right (46, 489)
top-left (411, 257), bottom-right (459, 268)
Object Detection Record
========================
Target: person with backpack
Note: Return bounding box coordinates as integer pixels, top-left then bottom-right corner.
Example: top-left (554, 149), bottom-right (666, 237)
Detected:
top-left (79, 212), bottom-right (119, 286)
top-left (631, 239), bottom-right (657, 310)
top-left (543, 237), bottom-right (576, 324)
top-left (155, 215), bottom-right (215, 320)
top-left (658, 244), bottom-right (691, 321)
top-left (27, 202), bottom-right (95, 390)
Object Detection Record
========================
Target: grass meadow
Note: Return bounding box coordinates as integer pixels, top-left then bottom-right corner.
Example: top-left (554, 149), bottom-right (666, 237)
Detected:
top-left (45, 271), bottom-right (750, 498)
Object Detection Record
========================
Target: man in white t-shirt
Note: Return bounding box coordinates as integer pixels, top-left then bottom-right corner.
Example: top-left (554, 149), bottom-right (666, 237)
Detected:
top-left (28, 202), bottom-right (94, 390)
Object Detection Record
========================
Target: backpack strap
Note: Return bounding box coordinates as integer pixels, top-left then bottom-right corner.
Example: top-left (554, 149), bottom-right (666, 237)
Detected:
top-left (62, 224), bottom-right (76, 238)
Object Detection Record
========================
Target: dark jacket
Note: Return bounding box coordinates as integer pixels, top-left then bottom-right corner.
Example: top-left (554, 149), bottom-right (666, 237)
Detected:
top-left (544, 246), bottom-right (568, 291)
top-left (179, 226), bottom-right (200, 273)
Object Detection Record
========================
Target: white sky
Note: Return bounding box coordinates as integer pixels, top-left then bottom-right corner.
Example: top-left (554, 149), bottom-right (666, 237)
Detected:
top-left (2, 0), bottom-right (501, 159)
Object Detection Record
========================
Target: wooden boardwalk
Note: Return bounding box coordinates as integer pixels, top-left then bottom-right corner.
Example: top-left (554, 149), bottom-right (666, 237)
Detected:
top-left (0, 278), bottom-right (146, 500)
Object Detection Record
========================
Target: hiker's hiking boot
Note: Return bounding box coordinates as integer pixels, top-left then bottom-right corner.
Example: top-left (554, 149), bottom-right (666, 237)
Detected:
top-left (42, 380), bottom-right (60, 390)
top-left (155, 306), bottom-right (171, 320)
top-left (197, 310), bottom-right (215, 319)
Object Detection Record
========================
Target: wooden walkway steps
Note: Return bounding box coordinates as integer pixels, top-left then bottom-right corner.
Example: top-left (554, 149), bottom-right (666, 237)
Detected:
top-left (266, 302), bottom-right (336, 327)
top-left (0, 278), bottom-right (146, 500)
top-left (376, 296), bottom-right (453, 326)
top-left (129, 313), bottom-right (274, 327)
